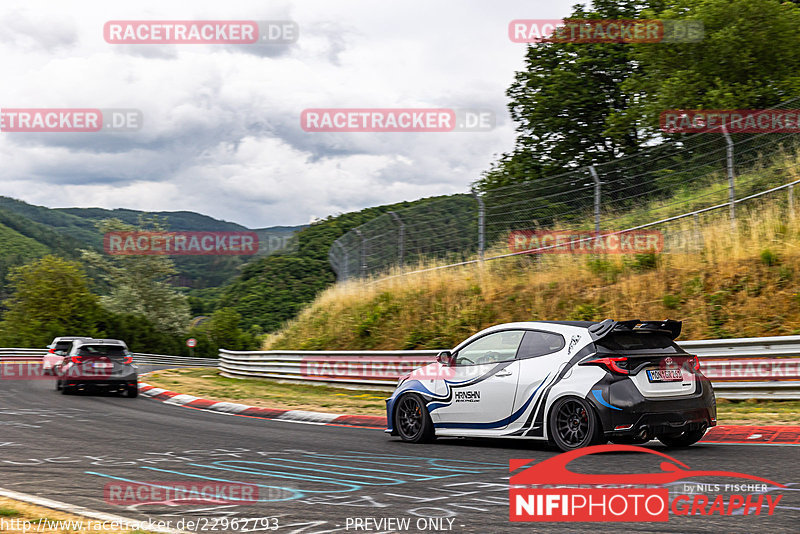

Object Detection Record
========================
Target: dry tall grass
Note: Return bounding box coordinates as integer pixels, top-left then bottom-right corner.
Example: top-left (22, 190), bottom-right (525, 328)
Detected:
top-left (266, 192), bottom-right (800, 350)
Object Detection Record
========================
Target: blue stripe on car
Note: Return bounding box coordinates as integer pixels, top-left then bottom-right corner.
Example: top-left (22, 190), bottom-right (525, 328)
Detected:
top-left (591, 389), bottom-right (622, 411)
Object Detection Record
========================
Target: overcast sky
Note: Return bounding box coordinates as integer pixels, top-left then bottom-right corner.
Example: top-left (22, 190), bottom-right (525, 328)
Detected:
top-left (0, 0), bottom-right (575, 228)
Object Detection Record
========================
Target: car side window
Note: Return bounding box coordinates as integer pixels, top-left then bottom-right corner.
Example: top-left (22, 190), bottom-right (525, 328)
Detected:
top-left (454, 330), bottom-right (525, 366)
top-left (517, 330), bottom-right (565, 359)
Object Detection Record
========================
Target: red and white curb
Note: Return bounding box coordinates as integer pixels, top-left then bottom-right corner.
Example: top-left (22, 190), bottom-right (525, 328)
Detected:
top-left (138, 383), bottom-right (386, 429)
top-left (700, 425), bottom-right (800, 445)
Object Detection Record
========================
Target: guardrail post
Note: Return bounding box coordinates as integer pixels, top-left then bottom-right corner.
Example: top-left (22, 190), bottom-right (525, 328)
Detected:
top-left (722, 126), bottom-right (736, 226)
top-left (472, 190), bottom-right (485, 261)
top-left (388, 211), bottom-right (405, 266)
top-left (589, 165), bottom-right (601, 236)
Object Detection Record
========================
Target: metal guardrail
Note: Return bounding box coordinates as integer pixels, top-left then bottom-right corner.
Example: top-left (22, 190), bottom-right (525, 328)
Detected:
top-left (0, 349), bottom-right (214, 367)
top-left (218, 350), bottom-right (441, 388)
top-left (680, 336), bottom-right (800, 399)
top-left (219, 336), bottom-right (800, 399)
top-left (130, 353), bottom-right (216, 366)
top-left (3, 338), bottom-right (797, 399)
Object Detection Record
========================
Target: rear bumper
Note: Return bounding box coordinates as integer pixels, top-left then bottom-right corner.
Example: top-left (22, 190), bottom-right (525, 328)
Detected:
top-left (60, 372), bottom-right (137, 388)
top-left (589, 374), bottom-right (716, 438)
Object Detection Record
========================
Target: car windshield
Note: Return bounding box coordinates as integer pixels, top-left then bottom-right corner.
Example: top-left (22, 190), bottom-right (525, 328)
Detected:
top-left (77, 345), bottom-right (128, 358)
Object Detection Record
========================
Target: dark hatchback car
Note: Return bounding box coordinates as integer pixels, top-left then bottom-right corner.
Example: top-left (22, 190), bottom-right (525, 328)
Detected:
top-left (54, 339), bottom-right (138, 397)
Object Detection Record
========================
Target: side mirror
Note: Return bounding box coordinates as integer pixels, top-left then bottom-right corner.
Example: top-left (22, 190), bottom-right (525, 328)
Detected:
top-left (436, 350), bottom-right (453, 366)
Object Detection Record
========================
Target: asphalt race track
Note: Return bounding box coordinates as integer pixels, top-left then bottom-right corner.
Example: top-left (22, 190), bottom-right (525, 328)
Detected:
top-left (0, 369), bottom-right (798, 534)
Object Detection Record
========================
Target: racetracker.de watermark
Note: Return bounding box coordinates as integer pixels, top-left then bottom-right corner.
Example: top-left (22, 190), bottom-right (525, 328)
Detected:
top-left (104, 481), bottom-right (260, 505)
top-left (0, 362), bottom-right (111, 380)
top-left (104, 20), bottom-right (298, 44)
top-left (661, 109), bottom-right (800, 133)
top-left (508, 230), bottom-right (663, 254)
top-left (104, 231), bottom-right (259, 256)
top-left (300, 108), bottom-right (495, 132)
top-left (0, 108), bottom-right (142, 132)
top-left (300, 356), bottom-right (453, 381)
top-left (509, 19), bottom-right (704, 43)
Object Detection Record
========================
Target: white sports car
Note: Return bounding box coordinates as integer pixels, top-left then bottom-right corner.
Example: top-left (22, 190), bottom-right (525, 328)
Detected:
top-left (386, 319), bottom-right (716, 451)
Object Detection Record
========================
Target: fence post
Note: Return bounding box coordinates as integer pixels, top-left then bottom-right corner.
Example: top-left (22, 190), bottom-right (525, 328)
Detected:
top-left (589, 165), bottom-right (601, 235)
top-left (388, 211), bottom-right (405, 266)
top-left (722, 126), bottom-right (735, 226)
top-left (354, 228), bottom-right (367, 277)
top-left (693, 213), bottom-right (701, 249)
top-left (335, 241), bottom-right (349, 282)
top-left (472, 190), bottom-right (485, 261)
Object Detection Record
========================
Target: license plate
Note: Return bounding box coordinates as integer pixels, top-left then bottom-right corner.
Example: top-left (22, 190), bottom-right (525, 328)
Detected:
top-left (93, 362), bottom-right (113, 369)
top-left (646, 369), bottom-right (682, 382)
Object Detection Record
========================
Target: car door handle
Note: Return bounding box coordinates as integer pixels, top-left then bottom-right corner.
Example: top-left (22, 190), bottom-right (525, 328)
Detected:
top-left (495, 370), bottom-right (513, 377)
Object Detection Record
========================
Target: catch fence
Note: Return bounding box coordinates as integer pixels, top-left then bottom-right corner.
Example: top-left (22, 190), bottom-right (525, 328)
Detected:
top-left (330, 99), bottom-right (800, 280)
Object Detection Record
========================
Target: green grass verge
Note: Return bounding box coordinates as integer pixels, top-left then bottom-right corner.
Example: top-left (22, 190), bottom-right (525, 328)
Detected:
top-left (715, 399), bottom-right (800, 425)
top-left (145, 368), bottom-right (388, 415)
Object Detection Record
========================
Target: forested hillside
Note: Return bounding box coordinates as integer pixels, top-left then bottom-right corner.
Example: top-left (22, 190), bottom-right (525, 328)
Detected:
top-left (217, 195), bottom-right (473, 333)
top-left (0, 196), bottom-right (304, 292)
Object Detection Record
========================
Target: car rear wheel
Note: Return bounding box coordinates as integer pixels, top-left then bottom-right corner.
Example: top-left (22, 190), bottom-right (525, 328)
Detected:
top-left (394, 393), bottom-right (434, 443)
top-left (60, 385), bottom-right (73, 395)
top-left (126, 384), bottom-right (139, 398)
top-left (549, 397), bottom-right (603, 452)
top-left (658, 428), bottom-right (706, 448)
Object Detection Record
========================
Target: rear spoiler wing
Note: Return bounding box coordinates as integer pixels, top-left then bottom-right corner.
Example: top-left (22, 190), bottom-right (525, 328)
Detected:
top-left (587, 319), bottom-right (682, 341)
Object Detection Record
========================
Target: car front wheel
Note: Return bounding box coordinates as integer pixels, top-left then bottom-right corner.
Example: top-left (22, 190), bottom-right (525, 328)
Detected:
top-left (549, 396), bottom-right (603, 452)
top-left (394, 393), bottom-right (434, 443)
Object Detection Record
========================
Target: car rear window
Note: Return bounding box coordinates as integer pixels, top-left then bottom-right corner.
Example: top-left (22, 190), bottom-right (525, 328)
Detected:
top-left (78, 345), bottom-right (128, 358)
top-left (596, 332), bottom-right (679, 352)
top-left (54, 341), bottom-right (72, 351)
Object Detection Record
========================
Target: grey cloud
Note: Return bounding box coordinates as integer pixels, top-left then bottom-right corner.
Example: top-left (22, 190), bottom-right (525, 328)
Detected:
top-left (0, 11), bottom-right (78, 51)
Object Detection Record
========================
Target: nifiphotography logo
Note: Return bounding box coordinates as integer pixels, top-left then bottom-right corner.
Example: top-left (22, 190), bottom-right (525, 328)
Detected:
top-left (509, 444), bottom-right (784, 522)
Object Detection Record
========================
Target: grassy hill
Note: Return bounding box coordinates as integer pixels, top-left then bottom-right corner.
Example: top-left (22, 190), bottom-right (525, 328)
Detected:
top-left (264, 193), bottom-right (800, 349)
top-left (216, 195), bottom-right (476, 333)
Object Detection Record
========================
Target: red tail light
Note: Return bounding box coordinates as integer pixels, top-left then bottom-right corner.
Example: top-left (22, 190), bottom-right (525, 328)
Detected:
top-left (71, 355), bottom-right (83, 364)
top-left (122, 355), bottom-right (133, 364)
top-left (581, 356), bottom-right (629, 375)
top-left (48, 348), bottom-right (55, 354)
top-left (690, 355), bottom-right (701, 371)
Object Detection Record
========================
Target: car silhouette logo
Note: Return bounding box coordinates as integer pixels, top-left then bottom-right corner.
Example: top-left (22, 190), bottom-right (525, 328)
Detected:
top-left (510, 444), bottom-right (785, 487)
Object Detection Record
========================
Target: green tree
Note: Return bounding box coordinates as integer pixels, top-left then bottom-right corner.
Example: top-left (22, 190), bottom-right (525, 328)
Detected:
top-left (612, 0), bottom-right (800, 137)
top-left (476, 0), bottom-right (648, 191)
top-left (187, 307), bottom-right (257, 357)
top-left (0, 256), bottom-right (103, 346)
top-left (82, 218), bottom-right (191, 334)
